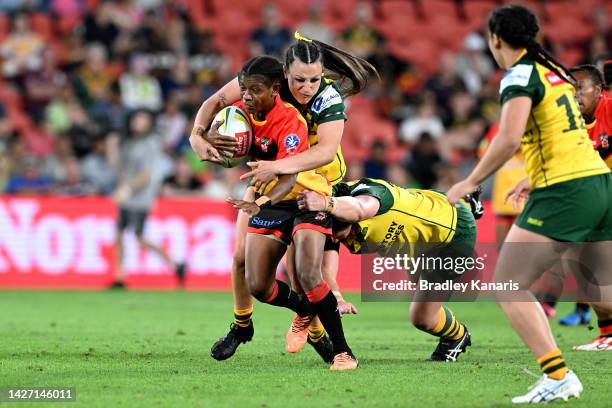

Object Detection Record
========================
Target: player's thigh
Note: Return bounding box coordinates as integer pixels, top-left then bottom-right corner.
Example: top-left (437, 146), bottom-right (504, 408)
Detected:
top-left (244, 233), bottom-right (286, 295)
top-left (494, 225), bottom-right (564, 297)
top-left (292, 229), bottom-right (326, 290)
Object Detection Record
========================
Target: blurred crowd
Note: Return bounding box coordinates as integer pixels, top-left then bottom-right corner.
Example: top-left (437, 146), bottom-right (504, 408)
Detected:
top-left (0, 0), bottom-right (610, 198)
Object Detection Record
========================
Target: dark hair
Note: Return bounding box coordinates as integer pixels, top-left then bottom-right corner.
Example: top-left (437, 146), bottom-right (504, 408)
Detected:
top-left (569, 64), bottom-right (604, 88)
top-left (240, 56), bottom-right (284, 87)
top-left (285, 33), bottom-right (379, 97)
top-left (488, 5), bottom-right (574, 84)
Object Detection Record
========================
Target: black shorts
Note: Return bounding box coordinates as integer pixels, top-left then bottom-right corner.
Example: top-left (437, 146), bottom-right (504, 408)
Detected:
top-left (324, 237), bottom-right (340, 252)
top-left (247, 200), bottom-right (332, 246)
top-left (118, 208), bottom-right (148, 237)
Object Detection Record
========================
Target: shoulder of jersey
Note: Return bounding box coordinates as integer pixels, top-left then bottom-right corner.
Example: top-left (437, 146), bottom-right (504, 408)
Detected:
top-left (281, 101), bottom-right (307, 127)
top-left (499, 63), bottom-right (534, 94)
top-left (311, 82), bottom-right (343, 114)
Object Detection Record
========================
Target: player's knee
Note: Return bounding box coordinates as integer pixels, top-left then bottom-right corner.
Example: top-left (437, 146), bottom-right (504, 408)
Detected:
top-left (408, 308), bottom-right (434, 331)
top-left (247, 277), bottom-right (271, 301)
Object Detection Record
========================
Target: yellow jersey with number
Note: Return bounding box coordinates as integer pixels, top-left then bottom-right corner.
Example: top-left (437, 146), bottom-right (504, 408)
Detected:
top-left (334, 178), bottom-right (458, 254)
top-left (499, 51), bottom-right (610, 189)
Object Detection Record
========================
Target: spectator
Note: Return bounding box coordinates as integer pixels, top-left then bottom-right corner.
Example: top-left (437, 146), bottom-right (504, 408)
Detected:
top-left (73, 43), bottom-right (114, 109)
top-left (40, 134), bottom-right (76, 185)
top-left (0, 12), bottom-right (44, 78)
top-left (22, 114), bottom-right (56, 158)
top-left (113, 109), bottom-right (183, 287)
top-left (119, 53), bottom-right (163, 112)
top-left (82, 2), bottom-right (119, 53)
top-left (6, 154), bottom-right (55, 195)
top-left (296, 3), bottom-right (335, 45)
top-left (363, 141), bottom-right (388, 180)
top-left (80, 132), bottom-right (117, 194)
top-left (454, 32), bottom-right (494, 96)
top-left (399, 97), bottom-right (445, 145)
top-left (404, 132), bottom-right (442, 189)
top-left (155, 93), bottom-right (188, 154)
top-left (22, 48), bottom-right (67, 120)
top-left (249, 3), bottom-right (291, 59)
top-left (342, 1), bottom-right (382, 60)
top-left (162, 155), bottom-right (201, 196)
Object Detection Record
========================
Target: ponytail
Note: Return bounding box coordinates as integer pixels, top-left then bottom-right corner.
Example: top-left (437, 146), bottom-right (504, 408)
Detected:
top-left (286, 32), bottom-right (380, 97)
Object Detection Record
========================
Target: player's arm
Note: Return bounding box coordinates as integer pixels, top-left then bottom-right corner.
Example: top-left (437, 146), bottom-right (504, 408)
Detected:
top-left (189, 77), bottom-right (241, 162)
top-left (227, 174), bottom-right (297, 216)
top-left (266, 120), bottom-right (344, 174)
top-left (241, 119), bottom-right (344, 182)
top-left (298, 191), bottom-right (380, 222)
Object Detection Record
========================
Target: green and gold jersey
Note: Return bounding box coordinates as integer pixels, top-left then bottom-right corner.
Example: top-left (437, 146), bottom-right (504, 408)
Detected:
top-left (281, 77), bottom-right (347, 185)
top-left (499, 51), bottom-right (609, 189)
top-left (334, 178), bottom-right (458, 254)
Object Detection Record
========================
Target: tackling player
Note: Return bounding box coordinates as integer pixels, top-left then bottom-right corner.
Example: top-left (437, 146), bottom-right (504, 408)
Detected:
top-left (298, 178), bottom-right (478, 362)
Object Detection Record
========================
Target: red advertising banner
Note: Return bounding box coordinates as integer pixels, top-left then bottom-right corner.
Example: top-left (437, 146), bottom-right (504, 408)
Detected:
top-left (0, 197), bottom-right (496, 291)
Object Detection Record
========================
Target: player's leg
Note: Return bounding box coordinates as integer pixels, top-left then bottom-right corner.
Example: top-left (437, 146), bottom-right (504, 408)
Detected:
top-left (293, 228), bottom-right (357, 370)
top-left (245, 233), bottom-right (314, 318)
top-left (572, 241), bottom-right (612, 351)
top-left (494, 226), bottom-right (582, 403)
top-left (210, 188), bottom-right (255, 361)
top-left (409, 301), bottom-right (471, 362)
top-left (113, 208), bottom-right (129, 288)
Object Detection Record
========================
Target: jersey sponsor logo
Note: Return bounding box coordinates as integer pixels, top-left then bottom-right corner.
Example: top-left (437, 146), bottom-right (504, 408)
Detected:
top-left (544, 71), bottom-right (564, 87)
top-left (499, 64), bottom-right (533, 94)
top-left (251, 217), bottom-right (282, 228)
top-left (284, 134), bottom-right (300, 154)
top-left (259, 137), bottom-right (271, 152)
top-left (311, 85), bottom-right (342, 114)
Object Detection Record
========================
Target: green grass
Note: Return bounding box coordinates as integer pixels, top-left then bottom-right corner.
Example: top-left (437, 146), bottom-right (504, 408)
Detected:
top-left (0, 291), bottom-right (608, 407)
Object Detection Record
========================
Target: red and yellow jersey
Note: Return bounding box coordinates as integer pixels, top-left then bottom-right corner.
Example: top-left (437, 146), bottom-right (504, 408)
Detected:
top-left (586, 92), bottom-right (612, 168)
top-left (478, 123), bottom-right (527, 216)
top-left (235, 97), bottom-right (331, 199)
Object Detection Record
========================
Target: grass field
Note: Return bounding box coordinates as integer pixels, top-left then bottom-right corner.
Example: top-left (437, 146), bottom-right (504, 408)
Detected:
top-left (0, 291), bottom-right (609, 407)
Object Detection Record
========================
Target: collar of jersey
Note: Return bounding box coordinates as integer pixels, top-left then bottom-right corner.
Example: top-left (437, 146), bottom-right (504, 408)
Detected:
top-left (511, 48), bottom-right (529, 67)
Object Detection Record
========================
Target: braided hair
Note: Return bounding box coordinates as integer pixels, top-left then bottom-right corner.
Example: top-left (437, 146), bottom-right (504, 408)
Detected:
top-left (240, 55), bottom-right (284, 86)
top-left (285, 32), bottom-right (379, 97)
top-left (488, 5), bottom-right (575, 84)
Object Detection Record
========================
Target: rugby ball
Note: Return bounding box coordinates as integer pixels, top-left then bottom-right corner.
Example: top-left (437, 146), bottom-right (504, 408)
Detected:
top-left (213, 106), bottom-right (252, 159)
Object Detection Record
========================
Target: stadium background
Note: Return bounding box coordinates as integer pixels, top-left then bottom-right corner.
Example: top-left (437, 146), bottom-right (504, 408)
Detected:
top-left (0, 0), bottom-right (610, 289)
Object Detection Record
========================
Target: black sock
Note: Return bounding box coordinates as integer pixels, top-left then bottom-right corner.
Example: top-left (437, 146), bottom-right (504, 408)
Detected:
top-left (311, 291), bottom-right (352, 356)
top-left (265, 280), bottom-right (313, 317)
top-left (576, 303), bottom-right (589, 313)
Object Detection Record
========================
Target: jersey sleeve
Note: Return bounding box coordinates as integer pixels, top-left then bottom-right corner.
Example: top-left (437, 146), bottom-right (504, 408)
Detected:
top-left (499, 63), bottom-right (545, 106)
top-left (311, 82), bottom-right (347, 124)
top-left (274, 108), bottom-right (309, 160)
top-left (346, 178), bottom-right (394, 215)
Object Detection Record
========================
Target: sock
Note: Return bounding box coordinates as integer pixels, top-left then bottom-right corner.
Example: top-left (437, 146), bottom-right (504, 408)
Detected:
top-left (306, 281), bottom-right (352, 356)
top-left (598, 318), bottom-right (612, 338)
top-left (538, 348), bottom-right (569, 380)
top-left (428, 307), bottom-right (466, 340)
top-left (308, 324), bottom-right (325, 343)
top-left (576, 303), bottom-right (589, 313)
top-left (264, 280), bottom-right (313, 317)
top-left (233, 307), bottom-right (253, 328)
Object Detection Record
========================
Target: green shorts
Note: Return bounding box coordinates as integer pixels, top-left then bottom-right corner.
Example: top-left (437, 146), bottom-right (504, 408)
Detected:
top-left (516, 173), bottom-right (612, 242)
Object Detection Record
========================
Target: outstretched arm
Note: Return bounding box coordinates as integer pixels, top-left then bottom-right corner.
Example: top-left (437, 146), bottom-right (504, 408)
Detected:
top-left (297, 190), bottom-right (380, 222)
